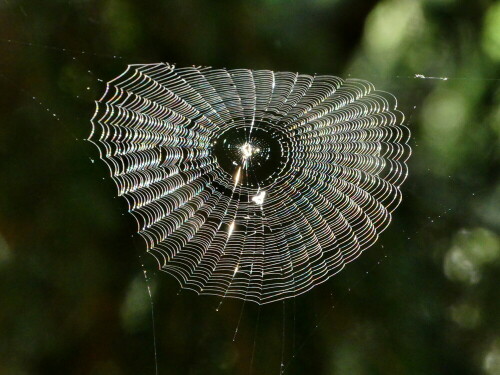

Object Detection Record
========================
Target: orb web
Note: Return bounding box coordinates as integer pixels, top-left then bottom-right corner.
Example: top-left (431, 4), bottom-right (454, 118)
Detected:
top-left (89, 63), bottom-right (411, 304)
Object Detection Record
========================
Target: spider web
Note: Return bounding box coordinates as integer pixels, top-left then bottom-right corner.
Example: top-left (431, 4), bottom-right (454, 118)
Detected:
top-left (2, 38), bottom-right (494, 375)
top-left (89, 62), bottom-right (411, 305)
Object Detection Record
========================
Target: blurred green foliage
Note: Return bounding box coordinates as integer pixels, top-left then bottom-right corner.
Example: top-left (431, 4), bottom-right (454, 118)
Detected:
top-left (0, 0), bottom-right (498, 374)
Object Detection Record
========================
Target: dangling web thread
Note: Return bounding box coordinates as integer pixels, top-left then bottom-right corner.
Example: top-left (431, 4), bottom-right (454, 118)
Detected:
top-left (89, 63), bottom-right (411, 305)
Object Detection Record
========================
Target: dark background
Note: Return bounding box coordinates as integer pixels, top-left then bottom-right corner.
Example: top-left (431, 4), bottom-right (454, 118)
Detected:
top-left (1, 0), bottom-right (499, 374)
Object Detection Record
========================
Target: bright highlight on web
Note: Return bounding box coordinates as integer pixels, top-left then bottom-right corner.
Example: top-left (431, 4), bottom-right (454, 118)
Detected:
top-left (89, 63), bottom-right (411, 304)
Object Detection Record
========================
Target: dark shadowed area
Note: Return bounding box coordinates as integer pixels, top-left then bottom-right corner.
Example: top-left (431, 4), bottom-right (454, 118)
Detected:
top-left (0, 0), bottom-right (499, 374)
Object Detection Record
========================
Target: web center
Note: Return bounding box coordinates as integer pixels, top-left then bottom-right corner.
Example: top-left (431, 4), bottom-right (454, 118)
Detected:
top-left (239, 143), bottom-right (260, 166)
top-left (213, 125), bottom-right (291, 188)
